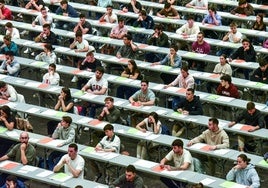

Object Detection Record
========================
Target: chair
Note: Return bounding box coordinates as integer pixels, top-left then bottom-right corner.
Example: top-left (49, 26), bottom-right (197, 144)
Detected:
top-left (16, 117), bottom-right (33, 132)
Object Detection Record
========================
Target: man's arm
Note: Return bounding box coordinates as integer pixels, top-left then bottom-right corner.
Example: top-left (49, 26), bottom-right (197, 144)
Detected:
top-left (20, 143), bottom-right (28, 165)
top-left (0, 155), bottom-right (9, 162)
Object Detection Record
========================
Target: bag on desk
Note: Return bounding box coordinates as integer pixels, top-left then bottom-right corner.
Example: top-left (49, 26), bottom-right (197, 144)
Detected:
top-left (16, 117), bottom-right (33, 132)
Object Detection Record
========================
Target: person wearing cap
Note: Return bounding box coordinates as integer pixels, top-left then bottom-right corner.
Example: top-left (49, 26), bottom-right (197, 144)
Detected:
top-left (0, 51), bottom-right (20, 77)
top-left (226, 154), bottom-right (260, 188)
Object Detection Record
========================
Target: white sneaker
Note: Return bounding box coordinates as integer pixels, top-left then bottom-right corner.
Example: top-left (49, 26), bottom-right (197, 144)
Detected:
top-left (149, 9), bottom-right (153, 15)
top-left (71, 76), bottom-right (78, 82)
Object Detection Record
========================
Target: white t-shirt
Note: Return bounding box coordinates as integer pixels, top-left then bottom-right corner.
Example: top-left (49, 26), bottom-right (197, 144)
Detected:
top-left (57, 154), bottom-right (85, 179)
top-left (6, 28), bottom-right (20, 39)
top-left (75, 39), bottom-right (89, 50)
top-left (165, 149), bottom-right (194, 171)
top-left (85, 76), bottom-right (108, 95)
top-left (104, 12), bottom-right (118, 23)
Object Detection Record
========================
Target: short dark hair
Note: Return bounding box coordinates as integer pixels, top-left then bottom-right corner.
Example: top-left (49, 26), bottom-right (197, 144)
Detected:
top-left (238, 153), bottom-right (251, 163)
top-left (238, 0), bottom-right (247, 6)
top-left (172, 139), bottom-right (184, 148)
top-left (209, 117), bottom-right (219, 125)
top-left (96, 66), bottom-right (104, 74)
top-left (5, 22), bottom-right (13, 28)
top-left (60, 0), bottom-right (68, 5)
top-left (198, 31), bottom-right (205, 37)
top-left (246, 101), bottom-right (255, 110)
top-left (6, 175), bottom-right (17, 184)
top-left (187, 88), bottom-right (195, 94)
top-left (220, 74), bottom-right (232, 84)
top-left (75, 31), bottom-right (83, 37)
top-left (170, 43), bottom-right (178, 52)
top-left (0, 81), bottom-right (7, 88)
top-left (140, 9), bottom-right (147, 16)
top-left (44, 43), bottom-right (54, 51)
top-left (124, 34), bottom-right (132, 40)
top-left (187, 15), bottom-right (194, 20)
top-left (181, 65), bottom-right (189, 72)
top-left (0, 105), bottom-right (11, 117)
top-left (126, 165), bottom-right (136, 173)
top-left (3, 35), bottom-right (11, 41)
top-left (106, 5), bottom-right (113, 9)
top-left (43, 23), bottom-right (51, 29)
top-left (62, 116), bottom-right (72, 124)
top-left (164, 2), bottom-right (171, 9)
top-left (0, 0), bottom-right (5, 4)
top-left (118, 18), bottom-right (124, 22)
top-left (79, 13), bottom-right (85, 18)
top-left (104, 96), bottom-right (114, 103)
top-left (69, 143), bottom-right (78, 151)
top-left (49, 63), bottom-right (56, 70)
top-left (154, 24), bottom-right (163, 31)
top-left (141, 79), bottom-right (149, 85)
top-left (5, 51), bottom-right (14, 56)
top-left (242, 38), bottom-right (250, 43)
top-left (259, 61), bottom-right (267, 67)
top-left (103, 124), bottom-right (114, 131)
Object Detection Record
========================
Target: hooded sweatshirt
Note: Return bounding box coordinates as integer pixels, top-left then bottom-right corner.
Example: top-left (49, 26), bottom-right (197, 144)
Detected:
top-left (226, 163), bottom-right (260, 188)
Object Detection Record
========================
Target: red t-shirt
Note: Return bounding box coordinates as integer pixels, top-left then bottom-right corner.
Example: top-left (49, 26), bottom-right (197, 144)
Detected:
top-left (1, 7), bottom-right (12, 20)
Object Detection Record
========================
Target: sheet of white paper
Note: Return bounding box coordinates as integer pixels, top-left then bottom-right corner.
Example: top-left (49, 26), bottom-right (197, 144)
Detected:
top-left (0, 161), bottom-right (13, 167)
top-left (49, 174), bottom-right (72, 182)
top-left (165, 87), bottom-right (179, 92)
top-left (102, 152), bottom-right (119, 160)
top-left (153, 84), bottom-right (165, 90)
top-left (186, 118), bottom-right (197, 122)
top-left (114, 100), bottom-right (125, 106)
top-left (107, 75), bottom-right (117, 80)
top-left (41, 109), bottom-right (57, 116)
top-left (5, 130), bottom-right (19, 137)
top-left (47, 87), bottom-right (59, 92)
top-left (142, 106), bottom-right (152, 110)
top-left (161, 170), bottom-right (182, 176)
top-left (133, 159), bottom-right (157, 168)
top-left (145, 46), bottom-right (159, 50)
top-left (0, 74), bottom-right (7, 80)
top-left (20, 165), bottom-right (38, 172)
top-left (232, 123), bottom-right (243, 130)
top-left (29, 138), bottom-right (39, 143)
top-left (213, 149), bottom-right (230, 155)
top-left (255, 104), bottom-right (265, 110)
top-left (190, 143), bottom-right (207, 149)
top-left (36, 170), bottom-right (54, 177)
top-left (56, 47), bottom-right (70, 52)
top-left (26, 107), bottom-right (40, 113)
top-left (77, 117), bottom-right (93, 124)
top-left (155, 109), bottom-right (167, 115)
top-left (231, 184), bottom-right (247, 188)
top-left (135, 131), bottom-right (152, 137)
top-left (17, 170), bottom-right (28, 174)
top-left (216, 96), bottom-right (234, 102)
top-left (138, 62), bottom-right (148, 67)
top-left (91, 151), bottom-right (109, 157)
top-left (130, 80), bottom-right (140, 85)
top-left (46, 139), bottom-right (65, 146)
top-left (80, 93), bottom-right (97, 100)
top-left (200, 178), bottom-right (216, 185)
top-left (25, 82), bottom-right (40, 88)
top-left (146, 134), bottom-right (160, 140)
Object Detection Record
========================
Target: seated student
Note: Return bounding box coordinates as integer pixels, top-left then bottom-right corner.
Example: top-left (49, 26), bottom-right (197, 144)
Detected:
top-left (145, 24), bottom-right (169, 62)
top-left (226, 154), bottom-right (260, 188)
top-left (0, 51), bottom-right (20, 77)
top-left (98, 97), bottom-right (123, 124)
top-left (91, 124), bottom-right (120, 184)
top-left (176, 15), bottom-right (200, 38)
top-left (94, 0), bottom-right (112, 19)
top-left (129, 80), bottom-right (155, 126)
top-left (47, 116), bottom-right (75, 170)
top-left (231, 0), bottom-right (254, 16)
top-left (136, 112), bottom-right (161, 159)
top-left (4, 22), bottom-right (20, 39)
top-left (201, 6), bottom-right (222, 39)
top-left (35, 44), bottom-right (57, 64)
top-left (116, 60), bottom-right (142, 99)
top-left (160, 139), bottom-right (194, 188)
top-left (109, 165), bottom-right (144, 188)
top-left (0, 105), bottom-right (16, 157)
top-left (0, 81), bottom-right (18, 102)
top-left (250, 61), bottom-right (268, 102)
top-left (216, 75), bottom-right (239, 99)
top-left (133, 10), bottom-right (154, 43)
top-left (0, 0), bottom-right (12, 20)
top-left (32, 7), bottom-right (53, 27)
top-left (164, 65), bottom-right (195, 109)
top-left (73, 13), bottom-right (92, 35)
top-left (53, 143), bottom-right (85, 179)
top-left (172, 88), bottom-right (203, 137)
top-left (216, 22), bottom-right (242, 57)
top-left (186, 0), bottom-right (208, 21)
top-left (228, 102), bottom-right (265, 152)
top-left (152, 44), bottom-right (182, 84)
top-left (74, 49), bottom-right (102, 89)
top-left (0, 175), bottom-right (25, 188)
top-left (229, 38), bottom-right (256, 80)
top-left (42, 63), bottom-right (60, 86)
top-left (81, 67), bottom-right (108, 118)
top-left (0, 35), bottom-right (18, 56)
top-left (206, 54), bottom-right (233, 93)
top-left (121, 0), bottom-right (142, 25)
top-left (34, 23), bottom-right (58, 45)
top-left (99, 5), bottom-right (117, 36)
top-left (55, 0), bottom-right (78, 30)
top-left (47, 87), bottom-right (74, 136)
top-left (187, 118), bottom-right (229, 175)
top-left (251, 13), bottom-right (266, 45)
